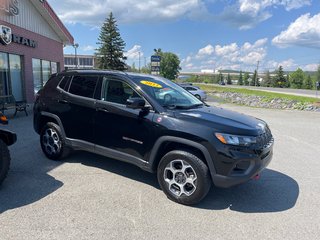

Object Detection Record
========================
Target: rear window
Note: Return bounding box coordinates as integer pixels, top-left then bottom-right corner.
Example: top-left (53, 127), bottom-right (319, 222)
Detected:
top-left (69, 75), bottom-right (99, 98)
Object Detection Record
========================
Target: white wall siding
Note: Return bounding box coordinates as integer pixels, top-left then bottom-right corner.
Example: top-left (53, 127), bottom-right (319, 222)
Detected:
top-left (0, 0), bottom-right (61, 42)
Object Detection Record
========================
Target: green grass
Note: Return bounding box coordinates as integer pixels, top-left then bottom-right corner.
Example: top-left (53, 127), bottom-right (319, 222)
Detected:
top-left (196, 84), bottom-right (320, 104)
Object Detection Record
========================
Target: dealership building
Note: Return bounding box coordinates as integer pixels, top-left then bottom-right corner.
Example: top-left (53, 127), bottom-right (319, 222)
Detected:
top-left (0, 0), bottom-right (73, 102)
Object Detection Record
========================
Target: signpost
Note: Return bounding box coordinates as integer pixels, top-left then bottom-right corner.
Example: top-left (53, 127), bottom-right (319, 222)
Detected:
top-left (151, 55), bottom-right (161, 75)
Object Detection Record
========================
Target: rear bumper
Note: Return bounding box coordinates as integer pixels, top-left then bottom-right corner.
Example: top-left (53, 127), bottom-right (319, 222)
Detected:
top-left (211, 144), bottom-right (273, 188)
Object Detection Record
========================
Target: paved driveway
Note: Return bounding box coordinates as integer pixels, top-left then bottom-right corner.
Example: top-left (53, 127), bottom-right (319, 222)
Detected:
top-left (0, 105), bottom-right (319, 240)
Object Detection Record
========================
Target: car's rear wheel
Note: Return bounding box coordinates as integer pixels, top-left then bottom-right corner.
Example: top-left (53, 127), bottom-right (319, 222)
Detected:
top-left (157, 150), bottom-right (211, 205)
top-left (0, 139), bottom-right (10, 185)
top-left (40, 122), bottom-right (69, 160)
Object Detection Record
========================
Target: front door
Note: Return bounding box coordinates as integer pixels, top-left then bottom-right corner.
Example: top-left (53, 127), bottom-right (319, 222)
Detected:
top-left (93, 76), bottom-right (156, 161)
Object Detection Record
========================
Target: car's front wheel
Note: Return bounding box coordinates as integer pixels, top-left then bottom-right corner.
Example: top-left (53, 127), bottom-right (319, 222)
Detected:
top-left (40, 122), bottom-right (69, 160)
top-left (157, 150), bottom-right (211, 205)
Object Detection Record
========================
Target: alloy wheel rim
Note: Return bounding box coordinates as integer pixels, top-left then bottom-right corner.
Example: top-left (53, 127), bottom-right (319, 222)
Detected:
top-left (42, 128), bottom-right (61, 155)
top-left (163, 160), bottom-right (197, 197)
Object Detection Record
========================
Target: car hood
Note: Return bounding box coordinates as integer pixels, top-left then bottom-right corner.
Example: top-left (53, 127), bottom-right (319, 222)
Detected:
top-left (175, 106), bottom-right (267, 136)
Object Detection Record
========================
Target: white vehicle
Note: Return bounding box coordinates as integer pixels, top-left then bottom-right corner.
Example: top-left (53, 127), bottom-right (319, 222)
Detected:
top-left (182, 86), bottom-right (207, 101)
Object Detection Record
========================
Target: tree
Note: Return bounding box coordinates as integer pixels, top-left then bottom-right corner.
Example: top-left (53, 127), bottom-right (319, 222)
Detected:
top-left (272, 66), bottom-right (287, 88)
top-left (304, 75), bottom-right (313, 89)
top-left (227, 73), bottom-right (232, 85)
top-left (218, 72), bottom-right (223, 83)
top-left (244, 72), bottom-right (250, 86)
top-left (262, 70), bottom-right (272, 87)
top-left (251, 70), bottom-right (258, 86)
top-left (290, 68), bottom-right (305, 89)
top-left (317, 65), bottom-right (320, 85)
top-left (238, 71), bottom-right (243, 85)
top-left (96, 12), bottom-right (127, 70)
top-left (157, 51), bottom-right (181, 80)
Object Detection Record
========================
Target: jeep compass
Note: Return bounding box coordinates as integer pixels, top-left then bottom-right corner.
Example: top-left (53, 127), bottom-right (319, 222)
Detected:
top-left (34, 70), bottom-right (274, 205)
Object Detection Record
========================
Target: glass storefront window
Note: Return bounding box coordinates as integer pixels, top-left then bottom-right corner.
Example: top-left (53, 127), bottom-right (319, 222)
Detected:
top-left (9, 54), bottom-right (23, 101)
top-left (0, 52), bottom-right (23, 101)
top-left (33, 59), bottom-right (60, 94)
top-left (51, 62), bottom-right (58, 74)
top-left (42, 60), bottom-right (51, 86)
top-left (33, 59), bottom-right (42, 94)
top-left (0, 52), bottom-right (9, 96)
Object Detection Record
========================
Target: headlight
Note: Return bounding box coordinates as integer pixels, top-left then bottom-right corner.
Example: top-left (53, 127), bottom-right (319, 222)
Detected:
top-left (215, 133), bottom-right (257, 146)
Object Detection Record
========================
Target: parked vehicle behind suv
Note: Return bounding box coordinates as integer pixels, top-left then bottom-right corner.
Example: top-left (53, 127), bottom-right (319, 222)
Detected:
top-left (0, 112), bottom-right (17, 185)
top-left (34, 70), bottom-right (274, 205)
top-left (181, 86), bottom-right (207, 101)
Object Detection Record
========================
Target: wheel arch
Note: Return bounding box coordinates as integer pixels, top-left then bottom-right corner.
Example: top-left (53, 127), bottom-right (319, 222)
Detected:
top-left (38, 112), bottom-right (67, 139)
top-left (0, 129), bottom-right (17, 146)
top-left (148, 136), bottom-right (216, 176)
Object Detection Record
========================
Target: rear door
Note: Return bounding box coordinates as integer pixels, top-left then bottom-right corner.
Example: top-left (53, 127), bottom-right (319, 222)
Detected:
top-left (58, 75), bottom-right (100, 143)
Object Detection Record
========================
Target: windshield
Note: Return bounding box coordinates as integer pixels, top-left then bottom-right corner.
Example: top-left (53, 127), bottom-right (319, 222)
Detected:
top-left (129, 75), bottom-right (203, 109)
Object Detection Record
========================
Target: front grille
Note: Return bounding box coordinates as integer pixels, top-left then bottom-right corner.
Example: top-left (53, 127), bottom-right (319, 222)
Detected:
top-left (255, 127), bottom-right (273, 149)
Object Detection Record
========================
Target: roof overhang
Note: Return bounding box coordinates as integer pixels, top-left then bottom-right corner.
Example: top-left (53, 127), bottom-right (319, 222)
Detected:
top-left (30, 0), bottom-right (74, 45)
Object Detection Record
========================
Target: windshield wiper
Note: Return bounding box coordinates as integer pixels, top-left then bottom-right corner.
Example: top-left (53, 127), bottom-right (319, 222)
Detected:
top-left (184, 103), bottom-right (204, 109)
top-left (162, 104), bottom-right (187, 109)
top-left (162, 104), bottom-right (203, 110)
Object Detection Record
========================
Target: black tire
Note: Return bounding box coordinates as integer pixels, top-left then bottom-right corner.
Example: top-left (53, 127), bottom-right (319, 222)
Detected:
top-left (0, 139), bottom-right (10, 185)
top-left (195, 94), bottom-right (201, 100)
top-left (40, 122), bottom-right (70, 160)
top-left (157, 150), bottom-right (211, 205)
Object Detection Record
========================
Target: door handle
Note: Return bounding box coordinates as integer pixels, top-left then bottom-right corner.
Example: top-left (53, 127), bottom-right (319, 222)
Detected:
top-left (97, 107), bottom-right (109, 113)
top-left (58, 99), bottom-right (68, 104)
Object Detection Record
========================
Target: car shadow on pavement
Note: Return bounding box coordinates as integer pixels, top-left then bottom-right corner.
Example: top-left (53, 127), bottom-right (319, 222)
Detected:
top-left (196, 169), bottom-right (299, 213)
top-left (67, 151), bottom-right (160, 190)
top-left (0, 114), bottom-right (64, 214)
top-left (66, 152), bottom-right (299, 213)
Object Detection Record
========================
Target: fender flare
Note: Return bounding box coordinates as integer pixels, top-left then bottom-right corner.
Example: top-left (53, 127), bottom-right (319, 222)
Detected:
top-left (148, 136), bottom-right (217, 176)
top-left (0, 129), bottom-right (17, 146)
top-left (40, 112), bottom-right (67, 139)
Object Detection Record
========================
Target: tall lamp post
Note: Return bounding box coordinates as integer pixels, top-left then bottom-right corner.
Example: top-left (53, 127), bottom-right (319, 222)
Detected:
top-left (73, 43), bottom-right (79, 69)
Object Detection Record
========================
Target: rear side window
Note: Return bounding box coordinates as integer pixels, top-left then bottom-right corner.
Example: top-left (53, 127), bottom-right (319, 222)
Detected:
top-left (69, 75), bottom-right (99, 98)
top-left (58, 76), bottom-right (71, 91)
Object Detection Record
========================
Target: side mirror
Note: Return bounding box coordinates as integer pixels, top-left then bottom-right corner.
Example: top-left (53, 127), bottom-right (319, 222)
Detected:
top-left (126, 97), bottom-right (146, 109)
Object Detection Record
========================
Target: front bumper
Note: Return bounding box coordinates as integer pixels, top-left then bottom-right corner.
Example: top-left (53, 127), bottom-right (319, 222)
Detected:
top-left (211, 140), bottom-right (274, 188)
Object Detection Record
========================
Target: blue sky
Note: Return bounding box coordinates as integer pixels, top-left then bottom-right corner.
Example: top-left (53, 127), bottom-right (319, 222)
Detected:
top-left (47, 0), bottom-right (320, 73)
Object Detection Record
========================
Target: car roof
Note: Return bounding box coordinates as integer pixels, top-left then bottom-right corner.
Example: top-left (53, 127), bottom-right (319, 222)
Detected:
top-left (60, 69), bottom-right (128, 76)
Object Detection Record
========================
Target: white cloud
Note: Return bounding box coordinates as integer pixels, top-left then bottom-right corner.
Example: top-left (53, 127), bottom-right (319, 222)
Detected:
top-left (215, 43), bottom-right (238, 56)
top-left (125, 45), bottom-right (143, 60)
top-left (220, 0), bottom-right (311, 30)
top-left (47, 0), bottom-right (209, 26)
top-left (272, 13), bottom-right (320, 48)
top-left (196, 45), bottom-right (215, 59)
top-left (264, 59), bottom-right (297, 71)
top-left (303, 63), bottom-right (319, 71)
top-left (82, 45), bottom-right (95, 51)
top-left (182, 38), bottom-right (268, 72)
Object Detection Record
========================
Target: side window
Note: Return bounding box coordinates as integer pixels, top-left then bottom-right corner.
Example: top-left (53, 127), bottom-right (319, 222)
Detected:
top-left (103, 79), bottom-right (140, 105)
top-left (186, 87), bottom-right (194, 91)
top-left (69, 75), bottom-right (98, 98)
top-left (58, 76), bottom-right (71, 91)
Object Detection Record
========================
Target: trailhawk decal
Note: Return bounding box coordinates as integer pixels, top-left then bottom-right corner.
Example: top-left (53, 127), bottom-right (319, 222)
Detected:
top-left (140, 81), bottom-right (162, 88)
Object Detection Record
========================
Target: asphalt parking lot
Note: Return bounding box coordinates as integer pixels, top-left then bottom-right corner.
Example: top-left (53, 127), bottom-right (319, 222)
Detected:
top-left (1, 103), bottom-right (320, 240)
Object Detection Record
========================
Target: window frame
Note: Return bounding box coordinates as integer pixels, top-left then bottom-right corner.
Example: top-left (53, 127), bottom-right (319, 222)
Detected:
top-left (67, 75), bottom-right (100, 99)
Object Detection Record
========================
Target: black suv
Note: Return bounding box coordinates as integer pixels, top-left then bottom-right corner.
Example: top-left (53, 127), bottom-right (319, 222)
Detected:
top-left (34, 70), bottom-right (274, 205)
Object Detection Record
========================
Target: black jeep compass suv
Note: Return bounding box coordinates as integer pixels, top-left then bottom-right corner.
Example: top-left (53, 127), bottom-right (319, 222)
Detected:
top-left (34, 70), bottom-right (274, 205)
